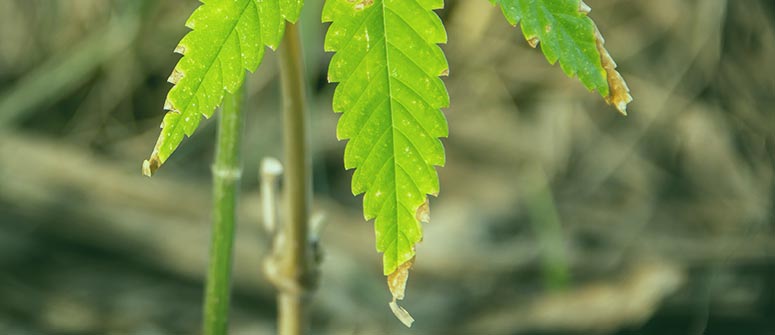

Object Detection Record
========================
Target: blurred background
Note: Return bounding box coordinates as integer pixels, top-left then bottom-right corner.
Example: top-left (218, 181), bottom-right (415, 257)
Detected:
top-left (1, 0), bottom-right (773, 334)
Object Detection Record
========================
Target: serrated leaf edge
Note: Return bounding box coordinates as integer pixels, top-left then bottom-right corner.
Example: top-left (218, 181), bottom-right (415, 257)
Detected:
top-left (144, 0), bottom-right (304, 176)
top-left (496, 0), bottom-right (632, 114)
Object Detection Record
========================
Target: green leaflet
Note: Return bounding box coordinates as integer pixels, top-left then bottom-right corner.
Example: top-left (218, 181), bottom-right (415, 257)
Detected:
top-left (143, 0), bottom-right (302, 175)
top-left (492, 0), bottom-right (612, 98)
top-left (323, 0), bottom-right (450, 277)
top-left (280, 0), bottom-right (304, 23)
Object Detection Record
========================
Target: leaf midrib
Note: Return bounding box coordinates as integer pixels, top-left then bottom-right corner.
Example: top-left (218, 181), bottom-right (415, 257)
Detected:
top-left (380, 0), bottom-right (402, 269)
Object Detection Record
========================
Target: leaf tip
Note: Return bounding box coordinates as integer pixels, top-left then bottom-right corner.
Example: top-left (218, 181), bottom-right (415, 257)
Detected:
top-left (163, 99), bottom-right (173, 112)
top-left (594, 30), bottom-right (632, 115)
top-left (168, 68), bottom-right (184, 85)
top-left (615, 100), bottom-right (629, 116)
top-left (142, 156), bottom-right (160, 177)
top-left (387, 259), bottom-right (411, 301)
top-left (389, 300), bottom-right (415, 328)
top-left (527, 36), bottom-right (539, 48)
top-left (579, 1), bottom-right (592, 14)
top-left (174, 44), bottom-right (187, 55)
top-left (387, 258), bottom-right (415, 327)
top-left (416, 198), bottom-right (430, 224)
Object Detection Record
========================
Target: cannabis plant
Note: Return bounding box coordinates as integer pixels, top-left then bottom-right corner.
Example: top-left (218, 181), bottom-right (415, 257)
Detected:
top-left (142, 0), bottom-right (632, 332)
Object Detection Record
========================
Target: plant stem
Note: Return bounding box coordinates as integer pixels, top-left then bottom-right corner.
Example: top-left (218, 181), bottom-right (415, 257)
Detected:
top-left (204, 85), bottom-right (245, 335)
top-left (277, 21), bottom-right (313, 335)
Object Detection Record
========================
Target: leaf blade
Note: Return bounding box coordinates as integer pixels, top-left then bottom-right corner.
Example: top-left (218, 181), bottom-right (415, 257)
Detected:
top-left (323, 0), bottom-right (449, 290)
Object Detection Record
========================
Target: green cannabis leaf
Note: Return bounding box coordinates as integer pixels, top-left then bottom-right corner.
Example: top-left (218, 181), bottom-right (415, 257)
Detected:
top-left (143, 0), bottom-right (302, 176)
top-left (492, 0), bottom-right (632, 114)
top-left (323, 0), bottom-right (449, 321)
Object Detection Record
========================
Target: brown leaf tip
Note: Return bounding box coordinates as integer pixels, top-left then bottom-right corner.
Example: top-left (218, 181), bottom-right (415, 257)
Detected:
top-left (142, 156), bottom-right (160, 177)
top-left (387, 258), bottom-right (416, 327)
top-left (388, 258), bottom-right (413, 300)
top-left (594, 29), bottom-right (633, 115)
top-left (174, 44), bottom-right (187, 55)
top-left (416, 199), bottom-right (430, 224)
top-left (527, 36), bottom-right (540, 48)
top-left (167, 68), bottom-right (184, 85)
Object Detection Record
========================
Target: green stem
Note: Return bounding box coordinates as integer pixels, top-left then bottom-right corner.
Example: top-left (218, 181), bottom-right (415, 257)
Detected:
top-left (277, 21), bottom-right (313, 335)
top-left (204, 85), bottom-right (245, 335)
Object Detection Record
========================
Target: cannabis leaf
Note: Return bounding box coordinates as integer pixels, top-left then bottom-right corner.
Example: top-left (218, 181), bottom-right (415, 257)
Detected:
top-left (323, 0), bottom-right (449, 324)
top-left (492, 0), bottom-right (632, 114)
top-left (143, 0), bottom-right (302, 176)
